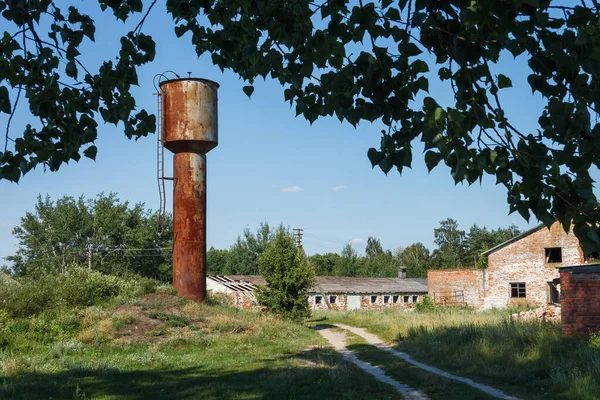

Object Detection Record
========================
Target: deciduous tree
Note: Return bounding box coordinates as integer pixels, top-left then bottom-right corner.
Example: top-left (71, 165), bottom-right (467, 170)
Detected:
top-left (7, 193), bottom-right (172, 280)
top-left (2, 1), bottom-right (600, 249)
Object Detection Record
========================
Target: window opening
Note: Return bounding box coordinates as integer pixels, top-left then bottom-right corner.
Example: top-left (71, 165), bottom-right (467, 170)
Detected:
top-left (392, 295), bottom-right (399, 304)
top-left (315, 296), bottom-right (322, 304)
top-left (370, 295), bottom-right (377, 304)
top-left (384, 295), bottom-right (390, 304)
top-left (403, 295), bottom-right (410, 303)
top-left (510, 283), bottom-right (526, 298)
top-left (545, 247), bottom-right (562, 263)
top-left (548, 282), bottom-right (559, 304)
top-left (329, 295), bottom-right (337, 304)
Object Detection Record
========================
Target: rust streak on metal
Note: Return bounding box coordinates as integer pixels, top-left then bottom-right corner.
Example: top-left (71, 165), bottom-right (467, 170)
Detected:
top-left (160, 77), bottom-right (219, 302)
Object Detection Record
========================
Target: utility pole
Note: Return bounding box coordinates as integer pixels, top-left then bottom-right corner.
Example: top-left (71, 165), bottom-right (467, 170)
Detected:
top-left (293, 228), bottom-right (304, 248)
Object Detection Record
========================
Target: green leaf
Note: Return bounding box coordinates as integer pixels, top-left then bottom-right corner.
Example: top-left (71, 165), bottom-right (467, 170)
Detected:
top-left (411, 60), bottom-right (429, 73)
top-left (367, 148), bottom-right (385, 167)
top-left (83, 145), bottom-right (97, 160)
top-left (497, 74), bottom-right (512, 89)
top-left (378, 156), bottom-right (393, 174)
top-left (434, 107), bottom-right (446, 121)
top-left (243, 85), bottom-right (254, 98)
top-left (424, 151), bottom-right (443, 172)
top-left (416, 76), bottom-right (429, 92)
top-left (65, 60), bottom-right (78, 79)
top-left (0, 86), bottom-right (11, 114)
top-left (385, 8), bottom-right (400, 21)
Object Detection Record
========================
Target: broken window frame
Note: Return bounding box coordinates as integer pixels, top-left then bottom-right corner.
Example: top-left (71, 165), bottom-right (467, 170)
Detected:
top-left (315, 295), bottom-right (322, 305)
top-left (329, 295), bottom-right (337, 304)
top-left (370, 295), bottom-right (378, 304)
top-left (544, 247), bottom-right (563, 263)
top-left (510, 282), bottom-right (526, 298)
top-left (392, 295), bottom-right (399, 304)
top-left (412, 295), bottom-right (418, 303)
top-left (384, 295), bottom-right (390, 304)
top-left (403, 295), bottom-right (410, 303)
top-left (547, 282), bottom-right (559, 304)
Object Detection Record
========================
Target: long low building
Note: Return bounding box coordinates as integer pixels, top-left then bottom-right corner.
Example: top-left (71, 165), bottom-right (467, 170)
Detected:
top-left (207, 275), bottom-right (428, 311)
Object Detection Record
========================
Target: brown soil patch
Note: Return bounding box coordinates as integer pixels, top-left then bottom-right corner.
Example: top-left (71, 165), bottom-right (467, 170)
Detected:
top-left (112, 305), bottom-right (164, 343)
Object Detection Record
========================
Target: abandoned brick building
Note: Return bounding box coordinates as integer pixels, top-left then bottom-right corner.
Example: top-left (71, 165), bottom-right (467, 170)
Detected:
top-left (207, 275), bottom-right (428, 311)
top-left (428, 221), bottom-right (586, 309)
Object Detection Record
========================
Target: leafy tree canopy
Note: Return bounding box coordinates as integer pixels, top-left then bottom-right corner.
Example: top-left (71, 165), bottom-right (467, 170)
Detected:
top-left (308, 252), bottom-right (341, 275)
top-left (7, 193), bottom-right (172, 280)
top-left (224, 221), bottom-right (286, 274)
top-left (2, 0), bottom-right (600, 248)
top-left (399, 242), bottom-right (430, 277)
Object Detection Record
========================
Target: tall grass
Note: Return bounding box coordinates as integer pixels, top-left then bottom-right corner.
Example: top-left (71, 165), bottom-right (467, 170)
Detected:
top-left (321, 308), bottom-right (600, 400)
top-left (0, 285), bottom-right (397, 399)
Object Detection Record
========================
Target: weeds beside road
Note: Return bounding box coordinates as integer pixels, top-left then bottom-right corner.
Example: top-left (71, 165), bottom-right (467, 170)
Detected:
top-left (318, 307), bottom-right (600, 400)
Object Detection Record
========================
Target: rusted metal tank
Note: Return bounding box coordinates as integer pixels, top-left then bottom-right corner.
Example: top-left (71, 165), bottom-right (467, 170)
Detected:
top-left (159, 78), bottom-right (219, 302)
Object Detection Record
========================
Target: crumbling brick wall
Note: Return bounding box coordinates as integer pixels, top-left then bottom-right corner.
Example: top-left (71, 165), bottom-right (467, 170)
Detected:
top-left (560, 266), bottom-right (600, 336)
top-left (231, 292), bottom-right (259, 310)
top-left (486, 222), bottom-right (584, 309)
top-left (308, 294), bottom-right (348, 310)
top-left (307, 293), bottom-right (423, 311)
top-left (427, 269), bottom-right (485, 308)
top-left (359, 294), bottom-right (421, 310)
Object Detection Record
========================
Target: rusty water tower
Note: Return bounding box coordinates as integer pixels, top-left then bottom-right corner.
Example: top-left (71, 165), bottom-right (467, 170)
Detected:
top-left (158, 77), bottom-right (219, 301)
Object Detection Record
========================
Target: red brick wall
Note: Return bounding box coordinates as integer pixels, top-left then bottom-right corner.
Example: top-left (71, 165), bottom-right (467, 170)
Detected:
top-left (359, 294), bottom-right (421, 310)
top-left (560, 267), bottom-right (600, 336)
top-left (309, 294), bottom-right (348, 310)
top-left (486, 222), bottom-right (584, 308)
top-left (427, 269), bottom-right (485, 308)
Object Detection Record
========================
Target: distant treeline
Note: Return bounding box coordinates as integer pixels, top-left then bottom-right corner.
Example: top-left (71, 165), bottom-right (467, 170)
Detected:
top-left (208, 219), bottom-right (521, 278)
top-left (3, 194), bottom-right (521, 280)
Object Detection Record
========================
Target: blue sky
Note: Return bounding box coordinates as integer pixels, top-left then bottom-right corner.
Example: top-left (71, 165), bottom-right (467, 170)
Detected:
top-left (0, 1), bottom-right (594, 260)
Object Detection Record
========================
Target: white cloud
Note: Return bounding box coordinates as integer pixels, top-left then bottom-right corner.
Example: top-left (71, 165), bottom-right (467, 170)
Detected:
top-left (349, 238), bottom-right (366, 246)
top-left (281, 185), bottom-right (303, 193)
top-left (0, 223), bottom-right (12, 230)
top-left (332, 185), bottom-right (345, 192)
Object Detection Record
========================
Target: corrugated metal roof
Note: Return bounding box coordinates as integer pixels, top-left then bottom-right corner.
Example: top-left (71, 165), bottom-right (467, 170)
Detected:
top-left (208, 275), bottom-right (428, 294)
top-left (207, 275), bottom-right (257, 292)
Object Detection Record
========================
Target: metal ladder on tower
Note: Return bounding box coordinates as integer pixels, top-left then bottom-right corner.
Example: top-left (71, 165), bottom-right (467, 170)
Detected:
top-left (156, 89), bottom-right (168, 235)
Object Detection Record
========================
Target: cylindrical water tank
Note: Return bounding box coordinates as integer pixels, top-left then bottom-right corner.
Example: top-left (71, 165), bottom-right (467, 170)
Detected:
top-left (160, 78), bottom-right (219, 154)
top-left (159, 78), bottom-right (219, 302)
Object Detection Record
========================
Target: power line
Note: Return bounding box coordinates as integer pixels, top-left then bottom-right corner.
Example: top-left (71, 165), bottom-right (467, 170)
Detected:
top-left (303, 233), bottom-right (347, 246)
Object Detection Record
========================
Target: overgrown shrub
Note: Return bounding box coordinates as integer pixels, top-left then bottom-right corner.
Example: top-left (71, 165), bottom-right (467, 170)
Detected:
top-left (414, 295), bottom-right (437, 312)
top-left (0, 267), bottom-right (161, 318)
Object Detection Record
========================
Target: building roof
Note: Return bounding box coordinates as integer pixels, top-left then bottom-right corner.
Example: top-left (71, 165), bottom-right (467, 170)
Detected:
top-left (481, 224), bottom-right (545, 256)
top-left (559, 264), bottom-right (600, 274)
top-left (208, 275), bottom-right (259, 292)
top-left (208, 275), bottom-right (428, 294)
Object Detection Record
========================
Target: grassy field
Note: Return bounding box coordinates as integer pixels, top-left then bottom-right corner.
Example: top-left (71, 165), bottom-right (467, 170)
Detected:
top-left (0, 290), bottom-right (399, 399)
top-left (319, 307), bottom-right (600, 400)
top-left (2, 269), bottom-right (600, 399)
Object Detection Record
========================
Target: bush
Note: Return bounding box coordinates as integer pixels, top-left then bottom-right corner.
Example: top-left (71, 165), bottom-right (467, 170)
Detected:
top-left (415, 295), bottom-right (437, 312)
top-left (0, 267), bottom-right (162, 318)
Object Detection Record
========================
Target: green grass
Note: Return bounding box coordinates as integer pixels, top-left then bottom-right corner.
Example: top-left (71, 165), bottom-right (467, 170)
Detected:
top-left (319, 308), bottom-right (600, 400)
top-left (0, 293), bottom-right (398, 399)
top-left (344, 332), bottom-right (495, 400)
